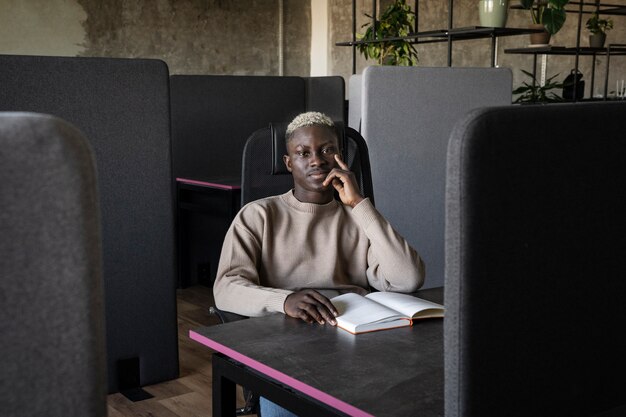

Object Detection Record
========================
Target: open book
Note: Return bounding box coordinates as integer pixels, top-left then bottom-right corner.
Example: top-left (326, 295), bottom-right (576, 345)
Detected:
top-left (331, 292), bottom-right (444, 334)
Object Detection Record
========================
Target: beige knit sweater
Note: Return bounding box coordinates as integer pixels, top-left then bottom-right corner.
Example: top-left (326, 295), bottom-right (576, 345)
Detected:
top-left (213, 190), bottom-right (425, 317)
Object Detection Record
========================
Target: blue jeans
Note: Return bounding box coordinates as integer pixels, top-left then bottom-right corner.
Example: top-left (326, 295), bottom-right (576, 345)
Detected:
top-left (259, 397), bottom-right (299, 417)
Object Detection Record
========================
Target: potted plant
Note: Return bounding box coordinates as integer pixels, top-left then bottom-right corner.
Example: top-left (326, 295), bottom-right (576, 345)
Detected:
top-left (519, 0), bottom-right (570, 45)
top-left (356, 0), bottom-right (418, 66)
top-left (586, 12), bottom-right (613, 48)
top-left (513, 70), bottom-right (564, 103)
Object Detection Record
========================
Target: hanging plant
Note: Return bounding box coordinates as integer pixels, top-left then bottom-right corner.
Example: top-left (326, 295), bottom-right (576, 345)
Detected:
top-left (356, 0), bottom-right (418, 66)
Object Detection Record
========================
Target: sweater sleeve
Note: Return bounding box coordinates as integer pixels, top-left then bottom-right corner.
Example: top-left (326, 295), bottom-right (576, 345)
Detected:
top-left (213, 209), bottom-right (293, 317)
top-left (350, 198), bottom-right (425, 292)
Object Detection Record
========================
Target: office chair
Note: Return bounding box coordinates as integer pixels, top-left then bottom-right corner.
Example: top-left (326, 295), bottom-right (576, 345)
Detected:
top-left (444, 102), bottom-right (626, 417)
top-left (210, 120), bottom-right (375, 415)
top-left (0, 113), bottom-right (106, 417)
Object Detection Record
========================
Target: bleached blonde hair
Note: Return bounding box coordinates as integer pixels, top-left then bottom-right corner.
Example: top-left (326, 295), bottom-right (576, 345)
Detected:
top-left (285, 112), bottom-right (336, 143)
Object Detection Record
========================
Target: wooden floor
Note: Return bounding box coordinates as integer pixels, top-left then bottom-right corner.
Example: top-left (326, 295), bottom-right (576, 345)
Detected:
top-left (107, 285), bottom-right (250, 417)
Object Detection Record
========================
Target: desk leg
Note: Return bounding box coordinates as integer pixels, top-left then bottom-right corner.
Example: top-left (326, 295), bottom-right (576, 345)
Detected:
top-left (211, 352), bottom-right (349, 417)
top-left (213, 354), bottom-right (237, 417)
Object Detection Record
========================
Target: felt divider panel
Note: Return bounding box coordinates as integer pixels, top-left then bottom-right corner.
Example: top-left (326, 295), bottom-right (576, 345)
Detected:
top-left (170, 75), bottom-right (346, 182)
top-left (445, 102), bottom-right (626, 417)
top-left (170, 75), bottom-right (306, 181)
top-left (0, 112), bottom-right (106, 417)
top-left (0, 54), bottom-right (177, 393)
top-left (361, 67), bottom-right (512, 289)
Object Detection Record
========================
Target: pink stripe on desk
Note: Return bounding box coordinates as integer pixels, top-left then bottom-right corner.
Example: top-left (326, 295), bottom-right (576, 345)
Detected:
top-left (189, 330), bottom-right (374, 417)
top-left (176, 177), bottom-right (241, 190)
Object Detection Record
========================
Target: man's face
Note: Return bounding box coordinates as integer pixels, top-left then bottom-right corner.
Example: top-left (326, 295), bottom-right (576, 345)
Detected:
top-left (283, 125), bottom-right (340, 204)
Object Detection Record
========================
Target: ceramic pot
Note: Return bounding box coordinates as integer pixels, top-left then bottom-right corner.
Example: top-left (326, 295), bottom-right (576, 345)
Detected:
top-left (478, 0), bottom-right (509, 28)
top-left (589, 33), bottom-right (606, 48)
top-left (529, 23), bottom-right (551, 45)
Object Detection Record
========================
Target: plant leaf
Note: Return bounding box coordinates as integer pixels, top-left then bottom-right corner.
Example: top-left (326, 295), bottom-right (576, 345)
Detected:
top-left (542, 7), bottom-right (566, 35)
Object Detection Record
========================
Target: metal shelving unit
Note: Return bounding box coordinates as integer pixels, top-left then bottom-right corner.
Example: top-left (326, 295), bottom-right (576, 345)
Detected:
top-left (336, 0), bottom-right (542, 73)
top-left (505, 1), bottom-right (626, 100)
top-left (336, 0), bottom-right (625, 99)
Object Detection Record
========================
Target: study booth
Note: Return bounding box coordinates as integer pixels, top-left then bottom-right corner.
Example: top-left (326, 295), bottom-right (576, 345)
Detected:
top-left (192, 66), bottom-right (515, 416)
top-left (192, 100), bottom-right (626, 417)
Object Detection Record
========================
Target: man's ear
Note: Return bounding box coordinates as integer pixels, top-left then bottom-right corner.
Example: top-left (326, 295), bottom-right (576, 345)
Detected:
top-left (283, 155), bottom-right (293, 173)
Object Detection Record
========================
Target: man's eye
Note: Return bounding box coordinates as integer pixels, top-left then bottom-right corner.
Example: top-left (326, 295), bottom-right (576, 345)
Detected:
top-left (323, 148), bottom-right (335, 154)
top-left (297, 151), bottom-right (309, 157)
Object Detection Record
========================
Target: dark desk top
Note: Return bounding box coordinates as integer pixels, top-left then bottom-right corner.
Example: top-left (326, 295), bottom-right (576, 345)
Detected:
top-left (190, 287), bottom-right (444, 417)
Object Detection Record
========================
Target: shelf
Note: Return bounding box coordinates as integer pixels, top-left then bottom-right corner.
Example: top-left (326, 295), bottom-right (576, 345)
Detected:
top-left (336, 27), bottom-right (542, 47)
top-left (419, 26), bottom-right (543, 40)
top-left (510, 2), bottom-right (626, 14)
top-left (599, 6), bottom-right (626, 15)
top-left (505, 45), bottom-right (626, 55)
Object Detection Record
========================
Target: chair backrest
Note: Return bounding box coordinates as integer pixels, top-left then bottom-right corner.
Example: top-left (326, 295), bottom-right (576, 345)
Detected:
top-left (241, 122), bottom-right (373, 206)
top-left (0, 112), bottom-right (106, 417)
top-left (444, 102), bottom-right (626, 417)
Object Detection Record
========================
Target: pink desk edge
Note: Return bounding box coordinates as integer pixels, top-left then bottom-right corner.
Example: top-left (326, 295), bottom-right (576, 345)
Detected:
top-left (176, 177), bottom-right (241, 190)
top-left (189, 330), bottom-right (374, 417)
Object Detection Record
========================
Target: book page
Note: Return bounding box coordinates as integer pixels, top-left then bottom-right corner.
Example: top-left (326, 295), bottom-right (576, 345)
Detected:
top-left (366, 292), bottom-right (444, 319)
top-left (331, 293), bottom-right (409, 333)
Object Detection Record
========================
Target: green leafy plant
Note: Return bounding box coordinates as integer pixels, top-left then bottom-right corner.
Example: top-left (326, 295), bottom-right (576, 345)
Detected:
top-left (513, 70), bottom-right (564, 103)
top-left (586, 12), bottom-right (613, 34)
top-left (356, 0), bottom-right (418, 66)
top-left (519, 0), bottom-right (570, 35)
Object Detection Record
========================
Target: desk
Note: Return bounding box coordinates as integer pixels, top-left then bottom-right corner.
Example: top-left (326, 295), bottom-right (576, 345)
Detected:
top-left (190, 288), bottom-right (444, 417)
top-left (176, 177), bottom-right (241, 288)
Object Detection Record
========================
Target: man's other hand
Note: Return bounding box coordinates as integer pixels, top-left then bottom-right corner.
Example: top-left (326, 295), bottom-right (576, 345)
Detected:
top-left (322, 154), bottom-right (364, 208)
top-left (284, 289), bottom-right (338, 325)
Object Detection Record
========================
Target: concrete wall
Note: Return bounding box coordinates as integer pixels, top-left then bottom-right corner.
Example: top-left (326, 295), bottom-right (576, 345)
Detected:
top-left (0, 0), bottom-right (87, 56)
top-left (0, 0), bottom-right (310, 76)
top-left (1, 0), bottom-right (625, 96)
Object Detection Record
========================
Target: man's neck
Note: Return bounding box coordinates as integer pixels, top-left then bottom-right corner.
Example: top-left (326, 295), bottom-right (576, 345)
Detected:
top-left (292, 188), bottom-right (334, 205)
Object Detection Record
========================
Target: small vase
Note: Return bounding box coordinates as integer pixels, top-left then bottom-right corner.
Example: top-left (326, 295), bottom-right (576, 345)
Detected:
top-left (478, 0), bottom-right (509, 28)
top-left (529, 23), bottom-right (551, 45)
top-left (589, 33), bottom-right (606, 48)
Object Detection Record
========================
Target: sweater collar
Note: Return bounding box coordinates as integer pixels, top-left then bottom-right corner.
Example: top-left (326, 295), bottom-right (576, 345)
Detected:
top-left (280, 190), bottom-right (341, 214)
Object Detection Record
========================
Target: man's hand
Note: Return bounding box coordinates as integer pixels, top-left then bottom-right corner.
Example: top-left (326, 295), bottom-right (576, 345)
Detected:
top-left (284, 289), bottom-right (338, 325)
top-left (322, 154), bottom-right (364, 208)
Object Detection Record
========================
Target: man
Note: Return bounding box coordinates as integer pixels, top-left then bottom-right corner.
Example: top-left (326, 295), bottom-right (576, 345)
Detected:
top-left (213, 111), bottom-right (425, 325)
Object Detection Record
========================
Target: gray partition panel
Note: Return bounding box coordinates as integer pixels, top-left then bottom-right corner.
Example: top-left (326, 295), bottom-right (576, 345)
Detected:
top-left (170, 75), bottom-right (306, 181)
top-left (305, 76), bottom-right (346, 122)
top-left (1, 112), bottom-right (106, 417)
top-left (361, 67), bottom-right (512, 288)
top-left (0, 55), bottom-right (177, 393)
top-left (445, 102), bottom-right (626, 417)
